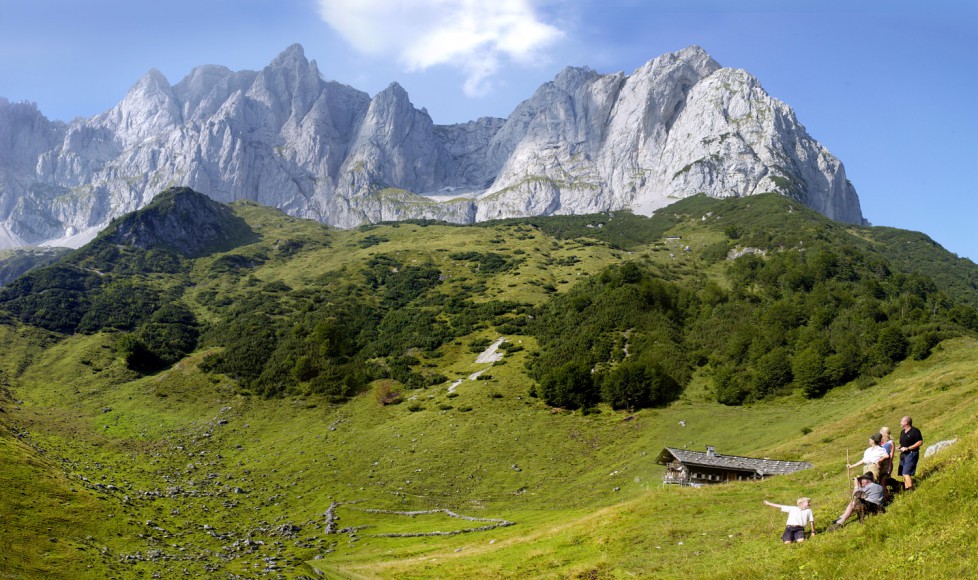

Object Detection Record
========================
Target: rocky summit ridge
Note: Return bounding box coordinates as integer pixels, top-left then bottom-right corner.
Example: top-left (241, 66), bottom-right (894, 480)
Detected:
top-left (0, 44), bottom-right (864, 248)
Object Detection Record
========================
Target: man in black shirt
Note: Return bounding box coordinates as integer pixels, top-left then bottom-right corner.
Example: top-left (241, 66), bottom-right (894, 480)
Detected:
top-left (898, 415), bottom-right (924, 490)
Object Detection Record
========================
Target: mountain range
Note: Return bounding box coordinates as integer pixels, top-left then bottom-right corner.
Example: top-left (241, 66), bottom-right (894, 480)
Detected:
top-left (0, 44), bottom-right (864, 249)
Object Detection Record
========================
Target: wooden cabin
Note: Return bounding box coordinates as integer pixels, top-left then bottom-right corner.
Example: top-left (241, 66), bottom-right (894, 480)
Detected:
top-left (656, 446), bottom-right (813, 486)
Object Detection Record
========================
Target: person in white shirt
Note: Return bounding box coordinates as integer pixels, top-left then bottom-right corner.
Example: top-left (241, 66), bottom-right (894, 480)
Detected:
top-left (763, 497), bottom-right (815, 543)
top-left (847, 433), bottom-right (888, 481)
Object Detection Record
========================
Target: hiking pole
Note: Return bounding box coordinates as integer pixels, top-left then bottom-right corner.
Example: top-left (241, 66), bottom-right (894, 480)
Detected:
top-left (845, 448), bottom-right (851, 498)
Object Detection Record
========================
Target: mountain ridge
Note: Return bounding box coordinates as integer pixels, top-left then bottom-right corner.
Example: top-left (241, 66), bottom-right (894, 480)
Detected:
top-left (97, 186), bottom-right (256, 258)
top-left (0, 44), bottom-right (863, 248)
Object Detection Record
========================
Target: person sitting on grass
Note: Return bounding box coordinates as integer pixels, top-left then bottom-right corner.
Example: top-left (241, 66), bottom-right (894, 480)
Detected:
top-left (832, 473), bottom-right (884, 527)
top-left (763, 497), bottom-right (815, 544)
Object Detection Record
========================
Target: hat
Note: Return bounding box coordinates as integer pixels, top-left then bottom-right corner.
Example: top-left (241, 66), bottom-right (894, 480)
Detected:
top-left (870, 433), bottom-right (882, 444)
top-left (858, 472), bottom-right (875, 482)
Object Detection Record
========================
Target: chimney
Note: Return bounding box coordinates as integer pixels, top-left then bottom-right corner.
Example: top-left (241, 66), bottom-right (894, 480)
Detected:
top-left (706, 445), bottom-right (716, 458)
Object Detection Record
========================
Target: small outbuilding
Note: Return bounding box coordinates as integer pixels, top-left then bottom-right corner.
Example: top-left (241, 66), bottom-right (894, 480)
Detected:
top-left (656, 446), bottom-right (813, 486)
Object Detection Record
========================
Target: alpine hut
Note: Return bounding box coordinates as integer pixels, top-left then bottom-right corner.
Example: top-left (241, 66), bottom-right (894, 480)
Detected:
top-left (656, 446), bottom-right (813, 486)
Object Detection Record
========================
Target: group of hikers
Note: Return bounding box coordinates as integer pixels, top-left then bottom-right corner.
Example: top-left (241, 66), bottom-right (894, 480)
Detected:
top-left (763, 415), bottom-right (924, 544)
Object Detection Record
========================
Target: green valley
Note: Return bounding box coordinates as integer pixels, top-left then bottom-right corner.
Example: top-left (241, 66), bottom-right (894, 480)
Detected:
top-left (1, 188), bottom-right (976, 578)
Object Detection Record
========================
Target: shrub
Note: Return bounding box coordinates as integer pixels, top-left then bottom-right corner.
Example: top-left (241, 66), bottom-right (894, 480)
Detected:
top-left (601, 361), bottom-right (681, 410)
top-left (469, 338), bottom-right (493, 353)
top-left (375, 382), bottom-right (402, 406)
top-left (910, 331), bottom-right (941, 360)
top-left (425, 373), bottom-right (449, 386)
top-left (537, 360), bottom-right (597, 410)
top-left (116, 333), bottom-right (164, 374)
top-left (713, 366), bottom-right (750, 406)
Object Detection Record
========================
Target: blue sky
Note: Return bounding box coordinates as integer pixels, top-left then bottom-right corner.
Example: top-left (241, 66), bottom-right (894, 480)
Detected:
top-left (1, 0), bottom-right (976, 260)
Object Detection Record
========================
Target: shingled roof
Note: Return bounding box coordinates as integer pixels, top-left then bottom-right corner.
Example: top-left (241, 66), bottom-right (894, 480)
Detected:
top-left (656, 447), bottom-right (813, 476)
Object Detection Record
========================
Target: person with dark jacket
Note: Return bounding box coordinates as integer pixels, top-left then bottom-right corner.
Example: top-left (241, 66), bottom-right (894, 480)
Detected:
top-left (898, 415), bottom-right (924, 490)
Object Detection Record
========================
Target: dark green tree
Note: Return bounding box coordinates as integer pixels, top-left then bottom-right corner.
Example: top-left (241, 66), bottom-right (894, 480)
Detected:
top-left (794, 347), bottom-right (830, 399)
top-left (538, 361), bottom-right (598, 410)
top-left (601, 361), bottom-right (679, 410)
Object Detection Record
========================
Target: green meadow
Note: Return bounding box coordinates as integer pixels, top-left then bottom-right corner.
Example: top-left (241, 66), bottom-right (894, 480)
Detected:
top-left (1, 190), bottom-right (976, 578)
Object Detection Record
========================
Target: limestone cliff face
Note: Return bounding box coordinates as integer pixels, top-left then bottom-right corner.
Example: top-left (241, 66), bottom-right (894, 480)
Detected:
top-left (0, 45), bottom-right (864, 248)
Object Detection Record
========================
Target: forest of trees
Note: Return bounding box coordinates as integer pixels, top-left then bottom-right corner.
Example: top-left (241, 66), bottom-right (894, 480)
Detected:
top-left (528, 243), bottom-right (977, 409)
top-left (198, 253), bottom-right (532, 399)
top-left (3, 192), bottom-right (977, 410)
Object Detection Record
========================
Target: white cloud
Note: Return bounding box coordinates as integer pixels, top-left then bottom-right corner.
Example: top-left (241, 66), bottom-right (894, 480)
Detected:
top-left (318, 0), bottom-right (564, 96)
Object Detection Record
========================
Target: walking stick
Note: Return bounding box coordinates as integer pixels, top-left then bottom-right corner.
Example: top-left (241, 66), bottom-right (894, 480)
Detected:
top-left (845, 448), bottom-right (851, 497)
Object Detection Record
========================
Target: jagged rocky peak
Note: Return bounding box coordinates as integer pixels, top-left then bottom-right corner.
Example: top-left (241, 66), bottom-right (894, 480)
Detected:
top-left (175, 64), bottom-right (234, 96)
top-left (659, 45), bottom-right (720, 74)
top-left (551, 65), bottom-right (600, 91)
top-left (0, 44), bottom-right (866, 249)
top-left (248, 43), bottom-right (326, 122)
top-left (338, 80), bottom-right (449, 194)
top-left (98, 68), bottom-right (182, 145)
top-left (271, 42), bottom-right (308, 68)
top-left (370, 82), bottom-right (412, 113)
top-left (363, 82), bottom-right (430, 133)
top-left (0, 99), bottom-right (65, 172)
top-left (101, 186), bottom-right (254, 257)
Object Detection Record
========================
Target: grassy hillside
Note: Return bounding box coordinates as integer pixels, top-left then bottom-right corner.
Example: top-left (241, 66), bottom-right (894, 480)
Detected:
top-left (2, 191), bottom-right (977, 577)
top-left (3, 329), bottom-right (975, 577)
top-left (0, 247), bottom-right (71, 287)
top-left (316, 338), bottom-right (977, 579)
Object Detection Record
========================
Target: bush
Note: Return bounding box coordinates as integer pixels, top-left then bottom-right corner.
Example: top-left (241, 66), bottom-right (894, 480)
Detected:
top-left (375, 382), bottom-right (402, 406)
top-left (538, 361), bottom-right (597, 410)
top-left (469, 338), bottom-right (493, 353)
top-left (601, 361), bottom-right (680, 410)
top-left (713, 366), bottom-right (750, 406)
top-left (910, 331), bottom-right (941, 360)
top-left (116, 333), bottom-right (164, 373)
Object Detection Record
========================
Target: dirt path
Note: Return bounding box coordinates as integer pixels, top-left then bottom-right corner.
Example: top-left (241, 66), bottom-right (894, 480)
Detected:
top-left (475, 337), bottom-right (506, 364)
top-left (448, 337), bottom-right (505, 393)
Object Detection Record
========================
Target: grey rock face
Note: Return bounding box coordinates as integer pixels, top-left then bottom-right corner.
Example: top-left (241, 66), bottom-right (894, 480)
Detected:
top-left (0, 45), bottom-right (864, 248)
